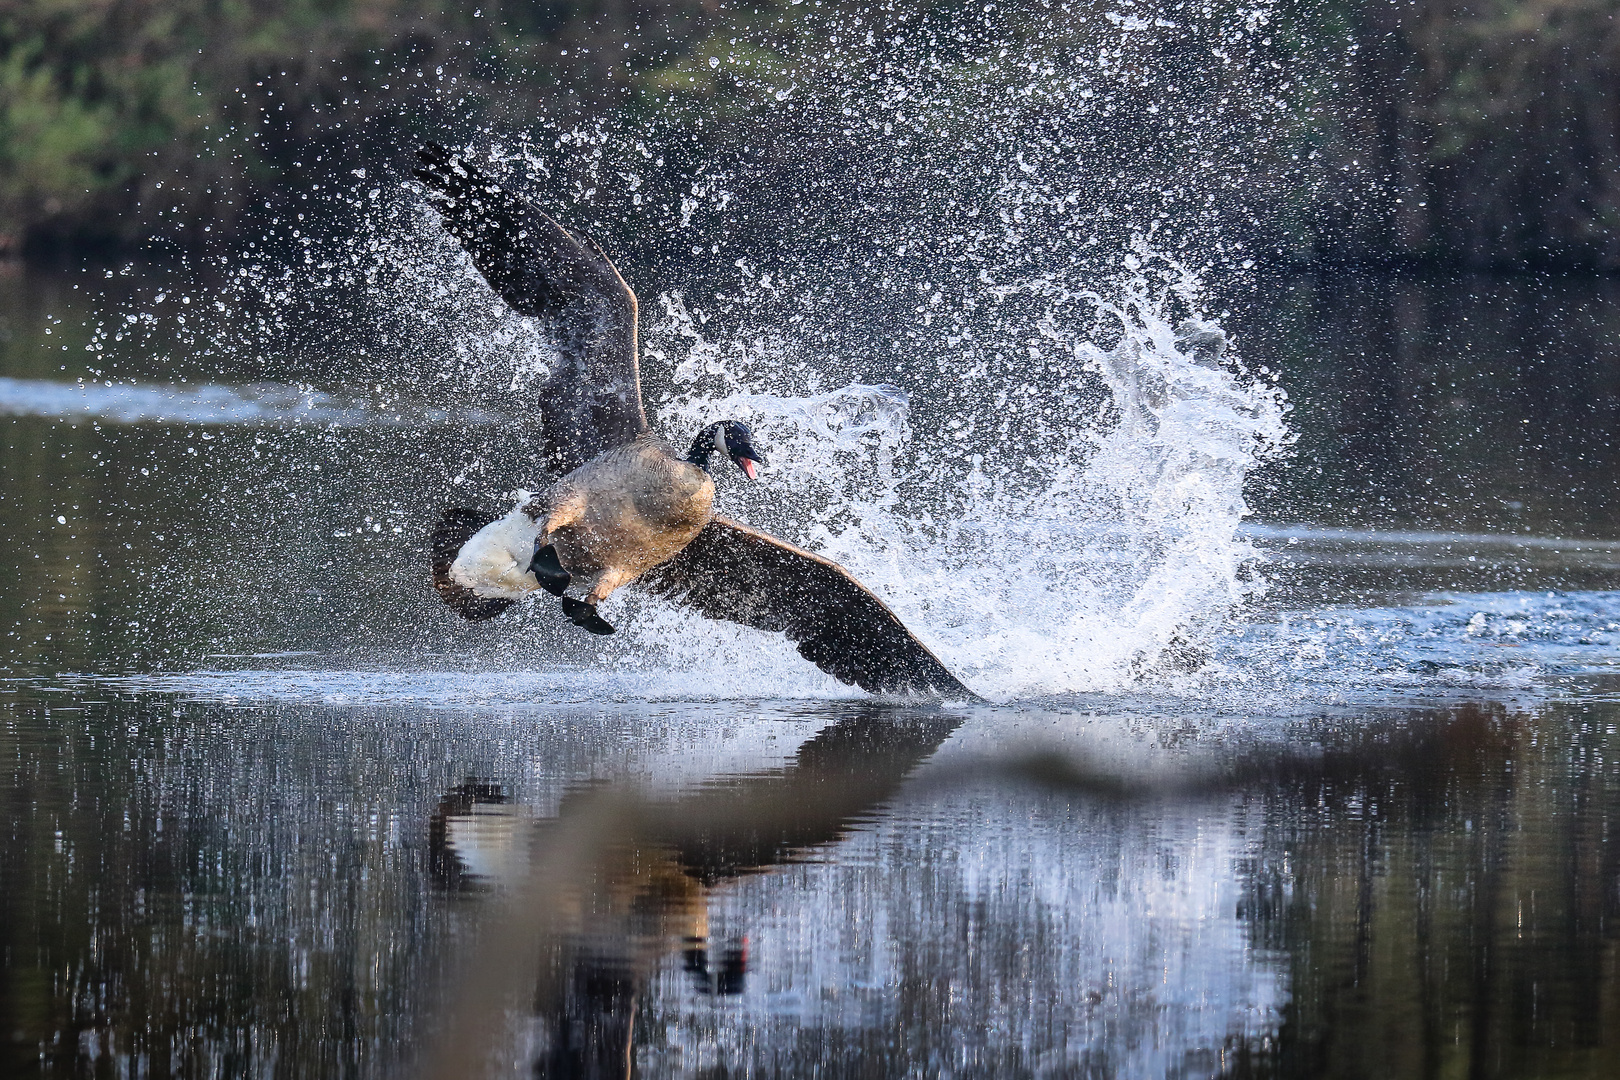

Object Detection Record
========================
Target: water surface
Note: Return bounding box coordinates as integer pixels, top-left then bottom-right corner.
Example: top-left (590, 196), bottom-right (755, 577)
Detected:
top-left (4, 265), bottom-right (1620, 1078)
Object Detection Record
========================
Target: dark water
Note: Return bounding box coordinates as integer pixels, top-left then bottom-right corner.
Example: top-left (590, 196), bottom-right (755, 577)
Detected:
top-left (5, 266), bottom-right (1620, 1077)
top-left (1239, 273), bottom-right (1620, 542)
top-left (6, 689), bottom-right (1620, 1078)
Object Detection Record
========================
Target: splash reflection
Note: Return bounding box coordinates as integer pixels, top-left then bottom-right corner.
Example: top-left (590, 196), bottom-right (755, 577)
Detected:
top-left (5, 690), bottom-right (1620, 1077)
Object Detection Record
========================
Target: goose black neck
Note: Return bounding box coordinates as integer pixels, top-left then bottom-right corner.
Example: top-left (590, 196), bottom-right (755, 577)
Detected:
top-left (685, 422), bottom-right (725, 472)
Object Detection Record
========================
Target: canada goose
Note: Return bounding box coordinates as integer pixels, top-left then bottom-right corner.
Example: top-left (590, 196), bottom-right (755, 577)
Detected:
top-left (413, 145), bottom-right (972, 698)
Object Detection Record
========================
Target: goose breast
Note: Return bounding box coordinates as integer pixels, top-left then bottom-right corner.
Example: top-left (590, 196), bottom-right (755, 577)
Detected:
top-left (549, 436), bottom-right (716, 578)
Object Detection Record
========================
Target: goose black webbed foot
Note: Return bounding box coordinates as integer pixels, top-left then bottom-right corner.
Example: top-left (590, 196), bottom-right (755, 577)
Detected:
top-left (529, 541), bottom-right (571, 597)
top-left (559, 597), bottom-right (615, 635)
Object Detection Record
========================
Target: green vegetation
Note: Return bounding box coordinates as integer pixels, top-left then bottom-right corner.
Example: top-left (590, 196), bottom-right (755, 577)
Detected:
top-left (0, 0), bottom-right (458, 251)
top-left (1295, 0), bottom-right (1620, 269)
top-left (0, 0), bottom-right (1617, 267)
top-left (0, 0), bottom-right (844, 255)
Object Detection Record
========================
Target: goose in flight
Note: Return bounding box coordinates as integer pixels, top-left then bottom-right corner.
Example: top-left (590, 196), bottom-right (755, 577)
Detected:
top-left (412, 145), bottom-right (971, 699)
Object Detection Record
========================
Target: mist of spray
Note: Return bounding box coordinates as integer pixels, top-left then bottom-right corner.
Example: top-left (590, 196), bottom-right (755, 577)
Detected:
top-left (616, 250), bottom-right (1290, 701)
top-left (78, 0), bottom-right (1309, 697)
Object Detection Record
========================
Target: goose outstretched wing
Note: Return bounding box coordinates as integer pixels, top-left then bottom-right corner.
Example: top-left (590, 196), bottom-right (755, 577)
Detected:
top-left (413, 145), bottom-right (648, 474)
top-left (640, 517), bottom-right (975, 698)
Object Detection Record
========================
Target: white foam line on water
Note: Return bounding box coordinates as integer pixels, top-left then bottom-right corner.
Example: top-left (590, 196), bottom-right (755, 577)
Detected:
top-left (0, 376), bottom-right (498, 427)
top-left (53, 668), bottom-right (875, 707)
top-left (1241, 523), bottom-right (1620, 551)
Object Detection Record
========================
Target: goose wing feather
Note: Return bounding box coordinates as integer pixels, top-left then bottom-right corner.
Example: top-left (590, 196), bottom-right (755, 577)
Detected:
top-left (640, 516), bottom-right (975, 698)
top-left (413, 144), bottom-right (648, 474)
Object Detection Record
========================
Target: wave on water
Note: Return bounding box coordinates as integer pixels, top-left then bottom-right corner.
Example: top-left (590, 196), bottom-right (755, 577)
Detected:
top-left (0, 376), bottom-right (497, 427)
top-left (1242, 524), bottom-right (1620, 552)
top-left (1210, 589), bottom-right (1620, 700)
top-left (67, 584), bottom-right (1620, 714)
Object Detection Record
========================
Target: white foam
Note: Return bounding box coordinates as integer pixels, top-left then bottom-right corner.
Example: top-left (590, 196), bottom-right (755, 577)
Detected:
top-left (64, 668), bottom-right (866, 707)
top-left (0, 376), bottom-right (496, 427)
top-left (1242, 523), bottom-right (1620, 552)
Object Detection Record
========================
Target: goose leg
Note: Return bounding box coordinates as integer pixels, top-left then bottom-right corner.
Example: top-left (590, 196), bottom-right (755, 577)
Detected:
top-left (528, 540), bottom-right (571, 597)
top-left (585, 568), bottom-right (633, 607)
top-left (555, 566), bottom-right (632, 636)
top-left (559, 597), bottom-right (615, 635)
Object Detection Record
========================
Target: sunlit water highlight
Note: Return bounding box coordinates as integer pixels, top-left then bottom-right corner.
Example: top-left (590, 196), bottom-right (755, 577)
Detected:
top-left (0, 375), bottom-right (496, 426)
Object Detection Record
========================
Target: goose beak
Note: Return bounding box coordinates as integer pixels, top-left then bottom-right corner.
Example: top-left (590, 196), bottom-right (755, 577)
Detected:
top-left (738, 457), bottom-right (759, 481)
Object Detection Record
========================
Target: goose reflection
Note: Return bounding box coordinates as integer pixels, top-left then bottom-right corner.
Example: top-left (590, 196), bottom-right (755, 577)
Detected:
top-left (426, 707), bottom-right (960, 1079)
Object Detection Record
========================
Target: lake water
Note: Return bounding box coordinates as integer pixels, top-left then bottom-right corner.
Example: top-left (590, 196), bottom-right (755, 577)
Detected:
top-left (5, 263), bottom-right (1620, 1078)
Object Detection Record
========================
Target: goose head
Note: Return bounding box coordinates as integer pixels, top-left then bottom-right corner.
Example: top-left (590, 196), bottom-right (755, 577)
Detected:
top-left (687, 420), bottom-right (767, 480)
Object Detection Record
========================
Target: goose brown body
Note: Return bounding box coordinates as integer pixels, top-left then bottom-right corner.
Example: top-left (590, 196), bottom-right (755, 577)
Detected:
top-left (535, 434), bottom-right (716, 605)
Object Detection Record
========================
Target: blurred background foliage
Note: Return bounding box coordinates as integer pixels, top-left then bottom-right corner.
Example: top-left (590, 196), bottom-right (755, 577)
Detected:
top-left (0, 0), bottom-right (1616, 268)
top-left (1306, 0), bottom-right (1620, 270)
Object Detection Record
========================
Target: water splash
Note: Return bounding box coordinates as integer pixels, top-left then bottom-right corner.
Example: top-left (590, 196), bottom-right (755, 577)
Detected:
top-left (60, 0), bottom-right (1341, 699)
top-left (608, 255), bottom-right (1290, 701)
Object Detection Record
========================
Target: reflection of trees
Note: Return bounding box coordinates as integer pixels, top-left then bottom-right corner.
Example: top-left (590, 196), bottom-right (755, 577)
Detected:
top-left (425, 707), bottom-right (959, 1079)
top-left (0, 415), bottom-right (105, 674)
top-left (1235, 702), bottom-right (1620, 1079)
top-left (1242, 273), bottom-right (1620, 546)
top-left (0, 694), bottom-right (441, 1077)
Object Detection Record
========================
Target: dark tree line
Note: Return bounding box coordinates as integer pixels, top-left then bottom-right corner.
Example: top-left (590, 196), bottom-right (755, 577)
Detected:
top-left (1, 0), bottom-right (1618, 269)
top-left (1303, 0), bottom-right (1620, 270)
top-left (0, 0), bottom-right (742, 255)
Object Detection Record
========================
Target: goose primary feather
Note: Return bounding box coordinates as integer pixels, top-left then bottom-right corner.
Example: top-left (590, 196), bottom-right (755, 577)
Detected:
top-left (412, 145), bottom-right (972, 699)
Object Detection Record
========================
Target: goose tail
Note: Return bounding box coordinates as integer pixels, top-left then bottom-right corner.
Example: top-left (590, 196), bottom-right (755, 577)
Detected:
top-left (430, 508), bottom-right (518, 621)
